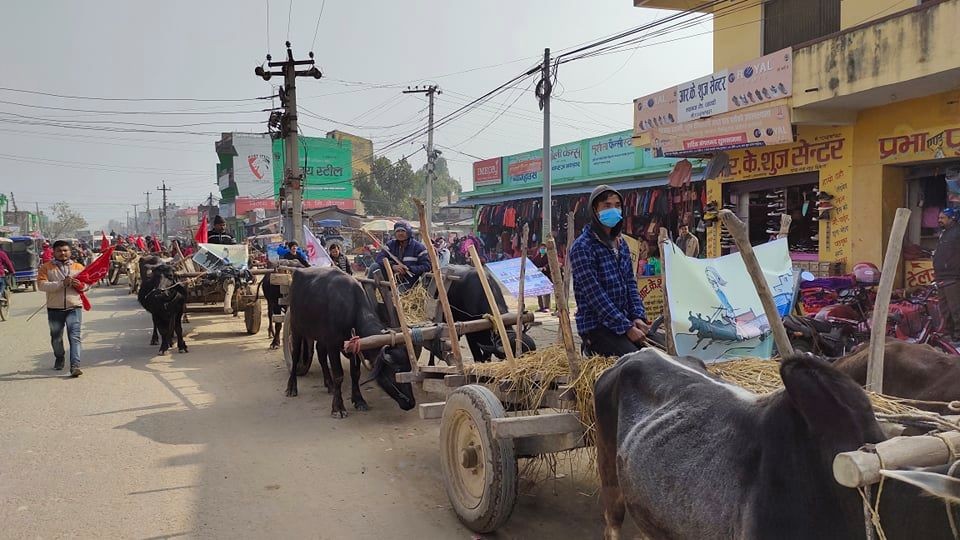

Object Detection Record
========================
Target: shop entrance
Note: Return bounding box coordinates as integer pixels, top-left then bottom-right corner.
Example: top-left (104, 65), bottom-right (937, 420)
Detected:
top-left (721, 172), bottom-right (820, 258)
top-left (905, 161), bottom-right (960, 252)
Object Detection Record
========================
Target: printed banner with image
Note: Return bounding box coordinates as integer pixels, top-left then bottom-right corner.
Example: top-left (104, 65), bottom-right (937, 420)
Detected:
top-left (193, 243), bottom-right (250, 271)
top-left (486, 257), bottom-right (555, 298)
top-left (663, 238), bottom-right (794, 361)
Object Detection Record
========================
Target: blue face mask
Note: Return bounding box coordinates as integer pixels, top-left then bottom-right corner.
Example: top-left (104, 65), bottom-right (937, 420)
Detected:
top-left (597, 207), bottom-right (623, 227)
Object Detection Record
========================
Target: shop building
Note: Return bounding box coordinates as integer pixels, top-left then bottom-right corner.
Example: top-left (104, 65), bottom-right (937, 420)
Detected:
top-left (633, 0), bottom-right (959, 281)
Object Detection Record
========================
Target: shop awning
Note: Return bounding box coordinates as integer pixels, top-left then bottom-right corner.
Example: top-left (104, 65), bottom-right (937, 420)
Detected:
top-left (452, 173), bottom-right (697, 207)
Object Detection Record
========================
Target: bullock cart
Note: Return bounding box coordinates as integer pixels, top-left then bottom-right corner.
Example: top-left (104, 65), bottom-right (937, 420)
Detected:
top-left (107, 250), bottom-right (137, 286)
top-left (175, 264), bottom-right (266, 335)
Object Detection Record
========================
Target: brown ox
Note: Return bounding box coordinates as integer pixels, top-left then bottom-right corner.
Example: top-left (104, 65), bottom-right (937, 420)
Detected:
top-left (833, 341), bottom-right (960, 414)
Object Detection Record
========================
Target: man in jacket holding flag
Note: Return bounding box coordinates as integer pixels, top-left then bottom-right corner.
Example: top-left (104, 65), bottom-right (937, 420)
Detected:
top-left (37, 240), bottom-right (87, 377)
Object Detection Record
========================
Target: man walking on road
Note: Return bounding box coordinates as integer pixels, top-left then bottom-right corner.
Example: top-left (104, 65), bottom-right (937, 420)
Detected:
top-left (569, 185), bottom-right (648, 357)
top-left (0, 247), bottom-right (14, 298)
top-left (934, 207), bottom-right (960, 342)
top-left (37, 240), bottom-right (87, 377)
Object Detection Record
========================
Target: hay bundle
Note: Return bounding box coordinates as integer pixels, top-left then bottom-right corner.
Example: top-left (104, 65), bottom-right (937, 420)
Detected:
top-left (398, 284), bottom-right (430, 324)
top-left (466, 349), bottom-right (954, 449)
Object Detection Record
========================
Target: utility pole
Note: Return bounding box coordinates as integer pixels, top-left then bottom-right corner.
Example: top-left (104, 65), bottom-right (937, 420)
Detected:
top-left (403, 85), bottom-right (441, 228)
top-left (157, 181), bottom-right (171, 241)
top-left (132, 204), bottom-right (139, 234)
top-left (35, 201), bottom-right (42, 237)
top-left (255, 41), bottom-right (322, 245)
top-left (144, 191), bottom-right (151, 236)
top-left (126, 211), bottom-right (130, 235)
top-left (539, 48), bottom-right (553, 241)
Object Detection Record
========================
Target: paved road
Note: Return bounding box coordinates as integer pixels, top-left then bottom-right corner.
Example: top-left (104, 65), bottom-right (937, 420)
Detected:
top-left (0, 284), bottom-right (618, 539)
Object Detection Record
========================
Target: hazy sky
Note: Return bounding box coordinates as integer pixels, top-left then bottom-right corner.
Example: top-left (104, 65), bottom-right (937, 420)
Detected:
top-left (0, 0), bottom-right (714, 229)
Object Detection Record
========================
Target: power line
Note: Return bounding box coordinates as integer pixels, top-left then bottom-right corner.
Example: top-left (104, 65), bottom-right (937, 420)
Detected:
top-left (286, 0), bottom-right (294, 41)
top-left (0, 86), bottom-right (269, 103)
top-left (0, 98), bottom-right (266, 116)
top-left (310, 0), bottom-right (327, 52)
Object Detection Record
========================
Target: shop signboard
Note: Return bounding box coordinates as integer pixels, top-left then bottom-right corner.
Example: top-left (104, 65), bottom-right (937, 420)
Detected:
top-left (486, 257), bottom-right (554, 298)
top-left (651, 102), bottom-right (793, 157)
top-left (634, 48), bottom-right (792, 136)
top-left (473, 157), bottom-right (502, 187)
top-left (550, 142), bottom-right (584, 181)
top-left (877, 126), bottom-right (960, 163)
top-left (905, 260), bottom-right (935, 288)
top-left (273, 137), bottom-right (353, 200)
top-left (506, 151), bottom-right (542, 186)
top-left (588, 131), bottom-right (637, 175)
top-left (231, 133), bottom-right (274, 198)
top-left (664, 238), bottom-right (794, 361)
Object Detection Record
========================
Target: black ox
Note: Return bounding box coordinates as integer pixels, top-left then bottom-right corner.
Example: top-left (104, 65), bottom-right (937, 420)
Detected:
top-left (137, 263), bottom-right (188, 355)
top-left (594, 349), bottom-right (956, 540)
top-left (418, 265), bottom-right (535, 363)
top-left (287, 267), bottom-right (415, 418)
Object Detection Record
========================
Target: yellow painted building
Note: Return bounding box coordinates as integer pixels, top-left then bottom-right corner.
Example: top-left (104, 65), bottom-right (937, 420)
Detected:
top-left (635, 0), bottom-right (960, 274)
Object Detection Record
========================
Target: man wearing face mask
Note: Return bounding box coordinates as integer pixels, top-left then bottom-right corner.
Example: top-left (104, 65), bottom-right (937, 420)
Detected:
top-left (569, 185), bottom-right (648, 356)
top-left (37, 240), bottom-right (87, 377)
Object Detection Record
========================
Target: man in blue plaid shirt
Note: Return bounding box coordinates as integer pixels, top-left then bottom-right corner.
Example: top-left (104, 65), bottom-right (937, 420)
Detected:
top-left (569, 185), bottom-right (648, 357)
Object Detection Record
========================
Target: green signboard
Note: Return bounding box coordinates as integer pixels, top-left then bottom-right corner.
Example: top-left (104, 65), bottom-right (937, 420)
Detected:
top-left (272, 137), bottom-right (353, 200)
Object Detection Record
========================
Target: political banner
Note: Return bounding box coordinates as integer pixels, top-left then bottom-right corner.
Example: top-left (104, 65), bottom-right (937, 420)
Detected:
top-left (303, 226), bottom-right (333, 267)
top-left (663, 238), bottom-right (794, 361)
top-left (193, 243), bottom-right (250, 271)
top-left (231, 133), bottom-right (274, 198)
top-left (486, 257), bottom-right (555, 298)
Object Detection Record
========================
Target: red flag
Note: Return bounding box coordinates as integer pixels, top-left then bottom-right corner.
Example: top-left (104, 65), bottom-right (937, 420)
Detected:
top-left (195, 215), bottom-right (208, 244)
top-left (100, 231), bottom-right (109, 252)
top-left (152, 237), bottom-right (162, 253)
top-left (136, 236), bottom-right (147, 251)
top-left (73, 246), bottom-right (114, 311)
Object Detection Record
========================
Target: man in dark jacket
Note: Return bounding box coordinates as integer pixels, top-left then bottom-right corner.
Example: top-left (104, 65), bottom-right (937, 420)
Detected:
top-left (369, 221), bottom-right (430, 292)
top-left (570, 185), bottom-right (648, 357)
top-left (934, 207), bottom-right (960, 341)
top-left (207, 215), bottom-right (235, 245)
top-left (281, 241), bottom-right (310, 267)
top-left (329, 243), bottom-right (350, 273)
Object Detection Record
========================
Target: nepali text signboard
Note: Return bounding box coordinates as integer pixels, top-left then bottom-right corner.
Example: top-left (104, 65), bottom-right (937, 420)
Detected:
top-left (905, 260), bottom-right (935, 289)
top-left (506, 151), bottom-right (543, 186)
top-left (634, 48), bottom-right (792, 136)
top-left (272, 137), bottom-right (353, 200)
top-left (486, 257), bottom-right (555, 298)
top-left (550, 142), bottom-right (584, 181)
top-left (473, 157), bottom-right (503, 187)
top-left (588, 132), bottom-right (637, 175)
top-left (663, 238), bottom-right (793, 361)
top-left (651, 103), bottom-right (793, 157)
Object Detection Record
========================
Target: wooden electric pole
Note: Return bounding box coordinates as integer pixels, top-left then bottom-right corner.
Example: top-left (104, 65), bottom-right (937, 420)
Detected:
top-left (255, 41), bottom-right (322, 245)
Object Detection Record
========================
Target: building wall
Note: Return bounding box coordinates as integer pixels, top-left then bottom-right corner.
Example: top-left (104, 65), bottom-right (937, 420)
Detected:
top-left (327, 130), bottom-right (373, 214)
top-left (712, 2), bottom-right (762, 71)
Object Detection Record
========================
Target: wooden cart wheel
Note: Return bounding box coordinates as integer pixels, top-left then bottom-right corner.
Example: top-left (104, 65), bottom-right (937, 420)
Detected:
top-left (282, 308), bottom-right (311, 375)
top-left (440, 385), bottom-right (517, 534)
top-left (244, 299), bottom-right (262, 335)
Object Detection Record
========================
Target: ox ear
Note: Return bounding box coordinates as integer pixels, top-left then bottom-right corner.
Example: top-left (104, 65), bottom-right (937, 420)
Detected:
top-left (780, 355), bottom-right (884, 449)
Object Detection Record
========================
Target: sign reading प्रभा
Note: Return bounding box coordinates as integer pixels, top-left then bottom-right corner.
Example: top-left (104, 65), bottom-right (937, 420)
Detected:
top-left (486, 257), bottom-right (555, 298)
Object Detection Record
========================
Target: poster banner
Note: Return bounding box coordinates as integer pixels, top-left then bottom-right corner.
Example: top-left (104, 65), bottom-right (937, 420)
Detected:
top-left (652, 103), bottom-right (793, 157)
top-left (273, 137), bottom-right (353, 200)
top-left (231, 133), bottom-right (274, 198)
top-left (505, 151), bottom-right (543, 186)
top-left (589, 131), bottom-right (636, 175)
top-left (486, 257), bottom-right (555, 298)
top-left (303, 226), bottom-right (333, 267)
top-left (193, 243), bottom-right (250, 271)
top-left (550, 142), bottom-right (584, 181)
top-left (663, 238), bottom-right (794, 361)
top-left (633, 48), bottom-right (792, 136)
top-left (473, 157), bottom-right (503, 187)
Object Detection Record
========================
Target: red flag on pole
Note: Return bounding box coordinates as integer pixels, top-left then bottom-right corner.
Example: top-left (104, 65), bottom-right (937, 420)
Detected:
top-left (73, 246), bottom-right (114, 311)
top-left (152, 237), bottom-right (162, 253)
top-left (100, 231), bottom-right (109, 252)
top-left (195, 215), bottom-right (208, 244)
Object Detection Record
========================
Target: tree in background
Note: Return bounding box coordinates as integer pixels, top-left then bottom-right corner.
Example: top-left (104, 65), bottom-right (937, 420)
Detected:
top-left (46, 202), bottom-right (88, 240)
top-left (414, 156), bottom-right (462, 209)
top-left (355, 156), bottom-right (418, 218)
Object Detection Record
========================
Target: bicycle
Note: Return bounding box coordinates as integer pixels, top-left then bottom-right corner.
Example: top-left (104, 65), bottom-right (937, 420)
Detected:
top-left (0, 275), bottom-right (14, 322)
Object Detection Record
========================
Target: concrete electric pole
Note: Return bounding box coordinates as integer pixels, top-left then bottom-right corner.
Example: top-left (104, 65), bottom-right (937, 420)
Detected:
top-left (255, 41), bottom-right (322, 246)
top-left (156, 181), bottom-right (171, 241)
top-left (132, 204), bottom-right (139, 234)
top-left (403, 85), bottom-right (441, 228)
top-left (144, 191), bottom-right (151, 236)
top-left (538, 48), bottom-right (553, 241)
